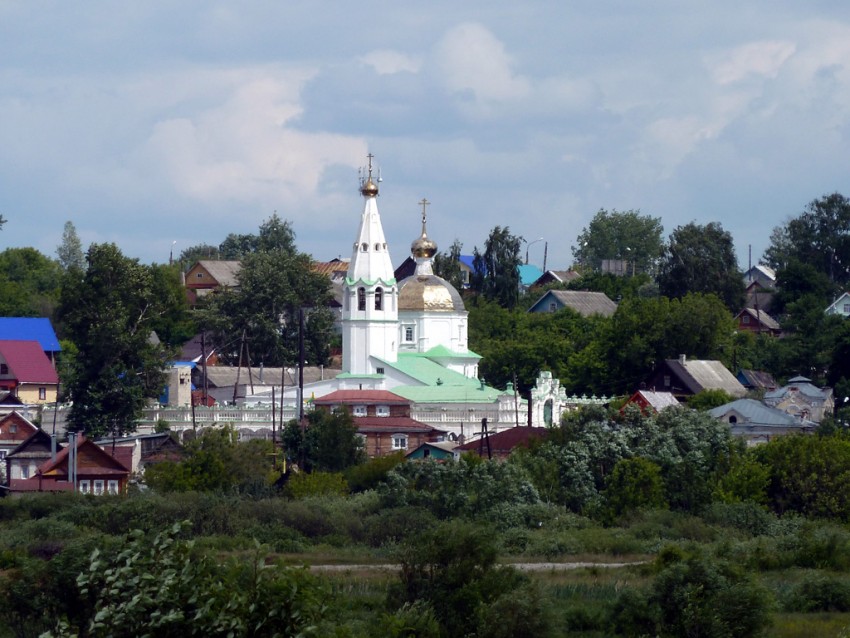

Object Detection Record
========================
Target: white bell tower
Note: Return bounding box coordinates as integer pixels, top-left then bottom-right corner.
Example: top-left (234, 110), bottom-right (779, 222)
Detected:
top-left (341, 155), bottom-right (398, 375)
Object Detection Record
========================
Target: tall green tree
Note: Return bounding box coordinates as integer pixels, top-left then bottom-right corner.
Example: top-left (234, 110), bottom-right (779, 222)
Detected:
top-left (57, 243), bottom-right (172, 437)
top-left (657, 222), bottom-right (745, 311)
top-left (470, 226), bottom-right (522, 308)
top-left (56, 221), bottom-right (85, 272)
top-left (572, 209), bottom-right (664, 274)
top-left (282, 408), bottom-right (365, 473)
top-left (765, 192), bottom-right (850, 287)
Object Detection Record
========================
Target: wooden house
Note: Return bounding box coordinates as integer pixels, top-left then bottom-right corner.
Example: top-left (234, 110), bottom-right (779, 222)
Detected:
top-left (644, 355), bottom-right (747, 401)
top-left (454, 426), bottom-right (548, 460)
top-left (0, 411), bottom-right (39, 482)
top-left (734, 308), bottom-right (781, 336)
top-left (622, 390), bottom-right (680, 415)
top-left (0, 340), bottom-right (60, 404)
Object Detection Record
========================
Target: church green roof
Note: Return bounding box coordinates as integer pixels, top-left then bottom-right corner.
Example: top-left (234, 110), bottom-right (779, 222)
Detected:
top-left (423, 344), bottom-right (482, 360)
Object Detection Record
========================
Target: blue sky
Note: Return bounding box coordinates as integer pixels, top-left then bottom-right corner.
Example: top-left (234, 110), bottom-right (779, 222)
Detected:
top-left (2, 1), bottom-right (850, 271)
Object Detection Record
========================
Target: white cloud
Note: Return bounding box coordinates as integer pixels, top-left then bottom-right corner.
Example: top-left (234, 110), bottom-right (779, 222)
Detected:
top-left (432, 23), bottom-right (530, 104)
top-left (359, 49), bottom-right (422, 75)
top-left (706, 40), bottom-right (796, 85)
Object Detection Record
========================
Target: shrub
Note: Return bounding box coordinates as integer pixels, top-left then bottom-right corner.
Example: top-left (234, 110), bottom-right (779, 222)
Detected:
top-left (284, 471), bottom-right (349, 499)
top-left (783, 575), bottom-right (850, 612)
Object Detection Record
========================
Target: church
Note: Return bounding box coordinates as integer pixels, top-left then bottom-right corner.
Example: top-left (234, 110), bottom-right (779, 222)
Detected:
top-left (252, 156), bottom-right (581, 440)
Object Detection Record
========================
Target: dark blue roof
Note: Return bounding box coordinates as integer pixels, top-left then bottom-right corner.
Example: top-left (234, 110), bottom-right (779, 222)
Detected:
top-left (0, 318), bottom-right (61, 352)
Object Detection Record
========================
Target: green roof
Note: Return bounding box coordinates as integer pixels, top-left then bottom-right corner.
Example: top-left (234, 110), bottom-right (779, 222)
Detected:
top-left (423, 344), bottom-right (482, 360)
top-left (378, 353), bottom-right (479, 387)
top-left (391, 384), bottom-right (504, 404)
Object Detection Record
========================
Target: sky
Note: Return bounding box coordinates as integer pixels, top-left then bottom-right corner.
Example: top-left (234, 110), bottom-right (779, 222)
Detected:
top-left (2, 1), bottom-right (850, 272)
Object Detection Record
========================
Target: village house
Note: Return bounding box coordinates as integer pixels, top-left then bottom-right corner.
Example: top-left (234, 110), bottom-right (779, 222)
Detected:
top-left (0, 340), bottom-right (60, 405)
top-left (644, 355), bottom-right (747, 401)
top-left (0, 411), bottom-right (39, 482)
top-left (527, 290), bottom-right (618, 318)
top-left (763, 375), bottom-right (834, 423)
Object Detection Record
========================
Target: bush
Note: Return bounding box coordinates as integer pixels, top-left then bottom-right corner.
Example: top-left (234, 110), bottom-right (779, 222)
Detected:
top-left (783, 575), bottom-right (850, 612)
top-left (284, 471), bottom-right (349, 499)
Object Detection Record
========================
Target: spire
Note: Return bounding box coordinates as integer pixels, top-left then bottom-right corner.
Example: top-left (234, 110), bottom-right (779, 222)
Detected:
top-left (347, 154), bottom-right (394, 284)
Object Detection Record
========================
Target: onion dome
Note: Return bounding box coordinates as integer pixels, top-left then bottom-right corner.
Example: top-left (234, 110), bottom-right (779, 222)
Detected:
top-left (360, 175), bottom-right (379, 198)
top-left (411, 198), bottom-right (437, 258)
top-left (398, 273), bottom-right (465, 312)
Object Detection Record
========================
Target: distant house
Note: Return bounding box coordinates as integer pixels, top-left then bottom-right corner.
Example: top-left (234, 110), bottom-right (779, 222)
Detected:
top-left (737, 369), bottom-right (777, 392)
top-left (743, 265), bottom-right (777, 314)
top-left (763, 376), bottom-right (834, 423)
top-left (0, 318), bottom-right (61, 365)
top-left (180, 334), bottom-right (219, 367)
top-left (528, 290), bottom-right (618, 318)
top-left (826, 292), bottom-right (850, 318)
top-left (9, 436), bottom-right (131, 495)
top-left (5, 428), bottom-right (60, 485)
top-left (517, 264), bottom-right (544, 291)
top-left (734, 308), bottom-right (781, 336)
top-left (530, 270), bottom-right (581, 289)
top-left (710, 398), bottom-right (814, 445)
top-left (0, 411), bottom-right (39, 482)
top-left (406, 440), bottom-right (457, 461)
top-left (184, 260), bottom-right (242, 306)
top-left (454, 426), bottom-right (548, 460)
top-left (644, 356), bottom-right (747, 401)
top-left (622, 390), bottom-right (680, 415)
top-left (0, 340), bottom-right (60, 404)
top-left (93, 432), bottom-right (184, 475)
top-left (312, 258), bottom-right (349, 284)
top-left (313, 389), bottom-right (445, 458)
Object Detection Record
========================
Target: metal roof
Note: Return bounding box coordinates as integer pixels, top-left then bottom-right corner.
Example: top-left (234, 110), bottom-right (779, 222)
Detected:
top-left (0, 340), bottom-right (59, 384)
top-left (0, 318), bottom-right (60, 352)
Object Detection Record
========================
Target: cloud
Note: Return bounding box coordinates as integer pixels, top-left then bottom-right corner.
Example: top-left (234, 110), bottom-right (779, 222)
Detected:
top-left (432, 23), bottom-right (530, 106)
top-left (359, 50), bottom-right (422, 75)
top-left (706, 40), bottom-right (796, 85)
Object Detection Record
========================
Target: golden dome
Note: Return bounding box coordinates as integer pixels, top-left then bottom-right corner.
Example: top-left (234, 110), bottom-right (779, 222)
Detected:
top-left (411, 234), bottom-right (438, 259)
top-left (360, 176), bottom-right (379, 198)
top-left (398, 274), bottom-right (465, 312)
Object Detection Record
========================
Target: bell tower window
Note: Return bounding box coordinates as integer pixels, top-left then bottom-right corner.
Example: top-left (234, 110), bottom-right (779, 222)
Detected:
top-left (375, 287), bottom-right (383, 310)
top-left (357, 287), bottom-right (366, 311)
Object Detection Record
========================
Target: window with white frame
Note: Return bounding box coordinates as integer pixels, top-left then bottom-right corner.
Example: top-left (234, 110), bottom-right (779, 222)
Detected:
top-left (39, 387), bottom-right (46, 400)
top-left (107, 480), bottom-right (119, 495)
top-left (376, 405), bottom-right (390, 417)
top-left (94, 480), bottom-right (104, 496)
top-left (391, 434), bottom-right (408, 450)
top-left (20, 464), bottom-right (29, 479)
top-left (404, 325), bottom-right (414, 342)
top-left (79, 480), bottom-right (90, 494)
top-left (353, 405), bottom-right (367, 417)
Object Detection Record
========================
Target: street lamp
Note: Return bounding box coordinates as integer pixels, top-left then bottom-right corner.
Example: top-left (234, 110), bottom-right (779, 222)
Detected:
top-left (170, 240), bottom-right (177, 265)
top-left (525, 237), bottom-right (544, 265)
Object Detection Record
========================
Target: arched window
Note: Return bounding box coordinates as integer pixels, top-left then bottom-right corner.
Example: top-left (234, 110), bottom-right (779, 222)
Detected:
top-left (728, 415), bottom-right (737, 424)
top-left (360, 242), bottom-right (368, 252)
top-left (357, 287), bottom-right (366, 311)
top-left (375, 287), bottom-right (383, 310)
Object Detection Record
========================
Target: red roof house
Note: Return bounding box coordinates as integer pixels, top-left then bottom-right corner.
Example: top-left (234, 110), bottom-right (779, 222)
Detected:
top-left (0, 340), bottom-right (59, 404)
top-left (454, 426), bottom-right (549, 460)
top-left (313, 390), bottom-right (446, 458)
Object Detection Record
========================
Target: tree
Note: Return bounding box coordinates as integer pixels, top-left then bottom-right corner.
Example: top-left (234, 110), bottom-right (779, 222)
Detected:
top-left (470, 226), bottom-right (522, 308)
top-left (765, 193), bottom-right (850, 288)
top-left (283, 409), bottom-right (365, 473)
top-left (657, 222), bottom-right (745, 311)
top-left (201, 216), bottom-right (333, 367)
top-left (433, 238), bottom-right (465, 293)
top-left (219, 213), bottom-right (297, 259)
top-left (56, 221), bottom-right (85, 272)
top-left (572, 209), bottom-right (664, 275)
top-left (57, 243), bottom-right (172, 438)
top-left (177, 243), bottom-right (220, 268)
top-left (145, 426), bottom-right (275, 493)
top-left (0, 247), bottom-right (63, 317)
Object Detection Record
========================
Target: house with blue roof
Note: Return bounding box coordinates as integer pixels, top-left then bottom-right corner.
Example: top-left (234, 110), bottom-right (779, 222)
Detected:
top-left (0, 318), bottom-right (61, 364)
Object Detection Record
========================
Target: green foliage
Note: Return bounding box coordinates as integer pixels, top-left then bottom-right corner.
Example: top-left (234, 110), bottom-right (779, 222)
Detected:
top-left (145, 425), bottom-right (276, 494)
top-left (783, 575), bottom-right (850, 613)
top-left (388, 520), bottom-right (553, 638)
top-left (572, 208), bottom-right (664, 275)
top-left (381, 456), bottom-right (540, 525)
top-left (688, 388), bottom-right (735, 411)
top-left (345, 452), bottom-right (405, 493)
top-left (657, 221), bottom-right (745, 311)
top-left (57, 243), bottom-right (172, 437)
top-left (752, 434), bottom-right (850, 520)
top-left (178, 242), bottom-right (220, 268)
top-left (201, 215), bottom-right (334, 367)
top-left (603, 457), bottom-right (667, 520)
top-left (283, 409), bottom-right (366, 473)
top-left (0, 246), bottom-right (63, 316)
top-left (470, 225), bottom-right (522, 309)
top-left (432, 238), bottom-right (465, 294)
top-left (45, 521), bottom-right (328, 638)
top-left (765, 192), bottom-right (850, 291)
top-left (285, 471), bottom-right (349, 499)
